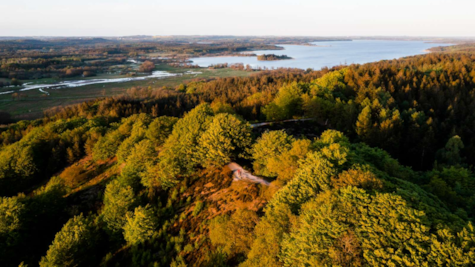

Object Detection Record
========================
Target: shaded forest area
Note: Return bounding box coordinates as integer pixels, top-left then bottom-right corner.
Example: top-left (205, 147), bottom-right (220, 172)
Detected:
top-left (2, 47), bottom-right (475, 267)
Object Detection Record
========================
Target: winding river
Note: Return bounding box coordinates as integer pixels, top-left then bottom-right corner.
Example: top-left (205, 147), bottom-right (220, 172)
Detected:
top-left (19, 70), bottom-right (177, 93)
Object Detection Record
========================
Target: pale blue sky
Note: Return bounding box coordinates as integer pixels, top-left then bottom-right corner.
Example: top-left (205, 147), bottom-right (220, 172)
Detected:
top-left (0, 0), bottom-right (473, 36)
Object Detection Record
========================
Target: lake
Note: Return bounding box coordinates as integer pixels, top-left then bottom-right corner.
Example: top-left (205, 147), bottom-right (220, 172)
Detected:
top-left (189, 40), bottom-right (452, 70)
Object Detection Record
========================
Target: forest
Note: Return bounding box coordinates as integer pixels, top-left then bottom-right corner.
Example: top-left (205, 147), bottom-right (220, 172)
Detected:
top-left (1, 47), bottom-right (475, 267)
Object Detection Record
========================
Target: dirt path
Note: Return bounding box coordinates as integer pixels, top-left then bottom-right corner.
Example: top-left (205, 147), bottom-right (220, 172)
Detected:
top-left (228, 162), bottom-right (270, 186)
top-left (250, 118), bottom-right (316, 128)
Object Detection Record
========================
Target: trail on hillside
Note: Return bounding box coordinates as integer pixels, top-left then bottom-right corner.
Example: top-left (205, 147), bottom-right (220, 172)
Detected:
top-left (228, 162), bottom-right (270, 186)
top-left (250, 118), bottom-right (315, 128)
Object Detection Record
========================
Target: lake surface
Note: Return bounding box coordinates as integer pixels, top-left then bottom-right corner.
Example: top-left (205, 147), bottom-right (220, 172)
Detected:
top-left (189, 40), bottom-right (452, 70)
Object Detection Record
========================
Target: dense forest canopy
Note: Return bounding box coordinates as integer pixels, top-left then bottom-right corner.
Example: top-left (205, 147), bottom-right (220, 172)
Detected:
top-left (2, 45), bottom-right (475, 266)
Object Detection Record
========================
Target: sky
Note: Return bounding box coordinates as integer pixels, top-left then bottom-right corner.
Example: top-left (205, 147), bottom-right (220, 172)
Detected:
top-left (0, 0), bottom-right (474, 37)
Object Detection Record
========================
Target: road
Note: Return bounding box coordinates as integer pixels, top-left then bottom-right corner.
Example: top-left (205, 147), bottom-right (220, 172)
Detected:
top-left (227, 162), bottom-right (270, 186)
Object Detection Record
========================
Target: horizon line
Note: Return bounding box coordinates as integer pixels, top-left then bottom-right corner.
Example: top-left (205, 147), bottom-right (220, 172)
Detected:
top-left (1, 35), bottom-right (475, 39)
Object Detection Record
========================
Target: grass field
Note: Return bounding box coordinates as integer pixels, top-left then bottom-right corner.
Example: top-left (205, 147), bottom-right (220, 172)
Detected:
top-left (0, 65), bottom-right (254, 120)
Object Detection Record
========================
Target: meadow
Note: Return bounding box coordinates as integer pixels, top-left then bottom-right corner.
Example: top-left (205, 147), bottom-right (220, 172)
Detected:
top-left (0, 65), bottom-right (253, 120)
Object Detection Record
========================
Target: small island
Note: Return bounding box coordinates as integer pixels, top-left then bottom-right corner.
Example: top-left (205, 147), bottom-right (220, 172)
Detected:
top-left (257, 54), bottom-right (293, 61)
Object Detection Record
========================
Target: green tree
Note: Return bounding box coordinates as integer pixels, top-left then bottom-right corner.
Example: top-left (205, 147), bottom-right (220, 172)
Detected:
top-left (116, 133), bottom-right (146, 163)
top-left (92, 130), bottom-right (124, 161)
top-left (146, 116), bottom-right (179, 147)
top-left (315, 129), bottom-right (350, 147)
top-left (40, 214), bottom-right (100, 267)
top-left (263, 82), bottom-right (303, 121)
top-left (140, 159), bottom-right (181, 189)
top-left (355, 106), bottom-right (373, 141)
top-left (438, 135), bottom-right (465, 166)
top-left (312, 69), bottom-right (347, 94)
top-left (0, 196), bottom-right (24, 248)
top-left (160, 103), bottom-right (214, 176)
top-left (424, 167), bottom-right (473, 212)
top-left (279, 186), bottom-right (473, 267)
top-left (122, 139), bottom-right (156, 178)
top-left (93, 114), bottom-right (152, 162)
top-left (427, 223), bottom-right (475, 266)
top-left (102, 179), bottom-right (136, 232)
top-left (242, 203), bottom-right (295, 267)
top-left (266, 139), bottom-right (312, 184)
top-left (209, 209), bottom-right (259, 257)
top-left (331, 168), bottom-right (383, 191)
top-left (251, 130), bottom-right (294, 177)
top-left (198, 113), bottom-right (252, 167)
top-left (269, 151), bottom-right (336, 213)
top-left (210, 101), bottom-right (235, 115)
top-left (0, 144), bottom-right (37, 193)
top-left (123, 205), bottom-right (158, 245)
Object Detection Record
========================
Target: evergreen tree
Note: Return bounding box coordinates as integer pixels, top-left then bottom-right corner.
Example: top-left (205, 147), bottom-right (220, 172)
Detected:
top-left (356, 106), bottom-right (373, 141)
top-left (438, 135), bottom-right (465, 166)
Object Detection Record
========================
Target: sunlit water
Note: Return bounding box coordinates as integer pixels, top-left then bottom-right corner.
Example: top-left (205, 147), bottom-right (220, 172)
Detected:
top-left (189, 40), bottom-right (452, 70)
